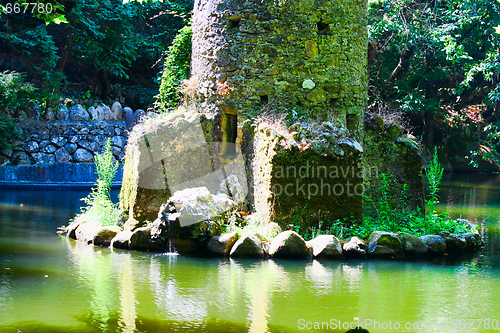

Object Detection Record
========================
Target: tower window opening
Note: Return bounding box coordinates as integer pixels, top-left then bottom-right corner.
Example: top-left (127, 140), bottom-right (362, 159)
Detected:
top-left (260, 95), bottom-right (269, 106)
top-left (228, 19), bottom-right (240, 29)
top-left (317, 22), bottom-right (330, 35)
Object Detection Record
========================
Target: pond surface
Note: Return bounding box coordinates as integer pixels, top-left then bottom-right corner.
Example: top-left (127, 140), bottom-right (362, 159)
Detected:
top-left (0, 175), bottom-right (499, 333)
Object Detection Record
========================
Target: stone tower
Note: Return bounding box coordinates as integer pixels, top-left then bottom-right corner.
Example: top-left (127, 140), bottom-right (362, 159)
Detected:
top-left (121, 0), bottom-right (423, 232)
top-left (190, 0), bottom-right (371, 225)
top-left (191, 0), bottom-right (368, 135)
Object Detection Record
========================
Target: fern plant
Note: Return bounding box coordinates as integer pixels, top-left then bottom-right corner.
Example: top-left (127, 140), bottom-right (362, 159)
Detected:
top-left (79, 138), bottom-right (120, 226)
top-left (427, 147), bottom-right (444, 208)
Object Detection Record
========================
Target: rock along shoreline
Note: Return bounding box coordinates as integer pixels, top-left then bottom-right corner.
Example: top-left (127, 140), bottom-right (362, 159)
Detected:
top-left (64, 217), bottom-right (484, 262)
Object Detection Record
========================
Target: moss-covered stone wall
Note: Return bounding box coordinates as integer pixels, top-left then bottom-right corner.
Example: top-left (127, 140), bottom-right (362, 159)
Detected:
top-left (363, 114), bottom-right (425, 215)
top-left (253, 119), bottom-right (364, 228)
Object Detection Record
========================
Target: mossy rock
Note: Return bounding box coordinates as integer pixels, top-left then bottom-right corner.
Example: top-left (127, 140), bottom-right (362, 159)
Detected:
top-left (398, 232), bottom-right (427, 257)
top-left (207, 232), bottom-right (239, 256)
top-left (94, 226), bottom-right (122, 247)
top-left (269, 231), bottom-right (308, 259)
top-left (420, 235), bottom-right (446, 255)
top-left (229, 233), bottom-right (265, 259)
top-left (367, 231), bottom-right (404, 259)
top-left (439, 232), bottom-right (467, 253)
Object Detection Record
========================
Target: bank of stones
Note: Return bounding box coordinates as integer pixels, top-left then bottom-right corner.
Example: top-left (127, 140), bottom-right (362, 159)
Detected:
top-left (0, 102), bottom-right (147, 166)
top-left (65, 219), bottom-right (484, 261)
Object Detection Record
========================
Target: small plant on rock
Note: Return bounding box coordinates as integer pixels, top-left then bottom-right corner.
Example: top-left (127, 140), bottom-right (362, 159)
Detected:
top-left (426, 147), bottom-right (444, 209)
top-left (78, 138), bottom-right (120, 226)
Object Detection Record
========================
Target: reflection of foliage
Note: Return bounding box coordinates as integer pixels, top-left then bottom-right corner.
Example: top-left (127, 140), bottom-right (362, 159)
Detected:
top-left (80, 139), bottom-right (120, 226)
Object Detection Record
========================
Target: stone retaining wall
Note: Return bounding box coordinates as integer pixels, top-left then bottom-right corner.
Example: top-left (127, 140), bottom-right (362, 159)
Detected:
top-left (1, 118), bottom-right (128, 166)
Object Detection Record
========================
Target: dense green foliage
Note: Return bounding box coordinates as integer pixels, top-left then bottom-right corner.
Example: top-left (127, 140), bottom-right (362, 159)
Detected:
top-left (0, 71), bottom-right (30, 148)
top-left (79, 139), bottom-right (119, 226)
top-left (156, 23), bottom-right (192, 110)
top-left (0, 0), bottom-right (193, 105)
top-left (293, 157), bottom-right (475, 241)
top-left (0, 71), bottom-right (35, 110)
top-left (368, 0), bottom-right (500, 166)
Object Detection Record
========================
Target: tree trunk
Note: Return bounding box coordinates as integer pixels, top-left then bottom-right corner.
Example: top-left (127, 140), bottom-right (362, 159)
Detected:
top-left (57, 28), bottom-right (74, 73)
top-left (423, 110), bottom-right (434, 145)
top-left (98, 69), bottom-right (110, 100)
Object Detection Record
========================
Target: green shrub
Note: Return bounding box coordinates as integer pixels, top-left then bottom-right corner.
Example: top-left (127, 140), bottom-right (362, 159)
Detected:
top-left (294, 168), bottom-right (475, 241)
top-left (0, 115), bottom-right (19, 149)
top-left (78, 139), bottom-right (120, 226)
top-left (426, 147), bottom-right (444, 208)
top-left (156, 23), bottom-right (192, 110)
top-left (0, 71), bottom-right (36, 111)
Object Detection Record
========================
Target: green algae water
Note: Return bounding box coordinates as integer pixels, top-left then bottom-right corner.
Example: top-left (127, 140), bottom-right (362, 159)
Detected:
top-left (1, 176), bottom-right (499, 333)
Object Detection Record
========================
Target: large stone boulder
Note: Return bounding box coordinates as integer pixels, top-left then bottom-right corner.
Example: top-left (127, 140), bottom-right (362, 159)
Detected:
top-left (420, 235), bottom-right (446, 255)
top-left (124, 107), bottom-right (134, 130)
top-left (95, 105), bottom-right (105, 121)
top-left (398, 232), bottom-right (427, 257)
top-left (111, 101), bottom-right (123, 120)
top-left (75, 222), bottom-right (101, 244)
top-left (308, 235), bottom-right (342, 259)
top-left (130, 226), bottom-right (166, 252)
top-left (88, 106), bottom-right (99, 121)
top-left (66, 216), bottom-right (86, 239)
top-left (439, 232), bottom-right (467, 253)
top-left (229, 233), bottom-right (265, 259)
top-left (111, 231), bottom-right (133, 249)
top-left (102, 105), bottom-right (113, 121)
top-left (367, 231), bottom-right (404, 259)
top-left (94, 226), bottom-right (122, 247)
top-left (56, 104), bottom-right (69, 121)
top-left (268, 231), bottom-right (308, 259)
top-left (343, 236), bottom-right (367, 258)
top-left (207, 232), bottom-right (238, 256)
top-left (166, 187), bottom-right (236, 227)
top-left (69, 104), bottom-right (89, 121)
top-left (73, 148), bottom-right (94, 163)
top-left (462, 232), bottom-right (480, 250)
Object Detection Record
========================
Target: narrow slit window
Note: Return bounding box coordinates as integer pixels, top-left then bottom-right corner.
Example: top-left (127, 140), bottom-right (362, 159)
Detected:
top-left (221, 113), bottom-right (238, 157)
top-left (260, 95), bottom-right (269, 106)
top-left (317, 22), bottom-right (330, 35)
top-left (228, 19), bottom-right (240, 29)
